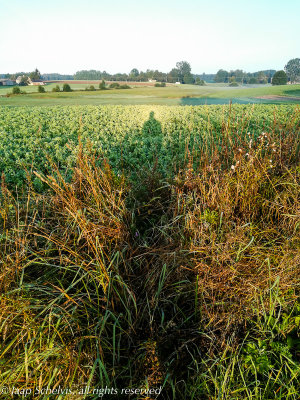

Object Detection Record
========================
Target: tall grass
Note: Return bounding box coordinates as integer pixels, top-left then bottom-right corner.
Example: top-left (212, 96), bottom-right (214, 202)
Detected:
top-left (0, 108), bottom-right (299, 399)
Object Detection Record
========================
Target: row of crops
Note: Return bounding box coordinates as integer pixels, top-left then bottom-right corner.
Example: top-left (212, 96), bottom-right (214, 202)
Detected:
top-left (0, 104), bottom-right (299, 188)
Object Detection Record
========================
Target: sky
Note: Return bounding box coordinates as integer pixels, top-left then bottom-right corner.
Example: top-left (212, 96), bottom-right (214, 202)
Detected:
top-left (0, 0), bottom-right (299, 75)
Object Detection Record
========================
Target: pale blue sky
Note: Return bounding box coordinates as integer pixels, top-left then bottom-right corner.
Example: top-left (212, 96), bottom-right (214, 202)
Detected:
top-left (0, 0), bottom-right (299, 74)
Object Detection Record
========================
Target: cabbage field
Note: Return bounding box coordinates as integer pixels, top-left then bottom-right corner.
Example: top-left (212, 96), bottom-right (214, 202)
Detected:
top-left (0, 104), bottom-right (299, 400)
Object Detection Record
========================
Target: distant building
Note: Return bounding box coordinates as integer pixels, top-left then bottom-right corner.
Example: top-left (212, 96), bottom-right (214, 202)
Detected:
top-left (148, 79), bottom-right (157, 83)
top-left (27, 78), bottom-right (45, 85)
top-left (175, 81), bottom-right (181, 85)
top-left (0, 79), bottom-right (15, 86)
top-left (16, 75), bottom-right (24, 84)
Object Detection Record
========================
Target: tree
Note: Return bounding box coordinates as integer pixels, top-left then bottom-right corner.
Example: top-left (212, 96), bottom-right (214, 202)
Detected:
top-left (20, 76), bottom-right (29, 86)
top-left (167, 68), bottom-right (180, 83)
top-left (183, 73), bottom-right (194, 84)
top-left (214, 69), bottom-right (229, 83)
top-left (38, 85), bottom-right (45, 93)
top-left (249, 77), bottom-right (258, 84)
top-left (30, 68), bottom-right (41, 81)
top-left (129, 68), bottom-right (139, 80)
top-left (272, 70), bottom-right (287, 85)
top-left (257, 71), bottom-right (267, 84)
top-left (284, 58), bottom-right (300, 83)
top-left (52, 85), bottom-right (60, 92)
top-left (63, 83), bottom-right (72, 92)
top-left (176, 61), bottom-right (192, 83)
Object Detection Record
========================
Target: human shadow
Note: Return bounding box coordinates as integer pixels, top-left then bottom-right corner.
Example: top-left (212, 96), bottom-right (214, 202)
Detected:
top-left (137, 111), bottom-right (164, 170)
top-left (142, 111), bottom-right (162, 136)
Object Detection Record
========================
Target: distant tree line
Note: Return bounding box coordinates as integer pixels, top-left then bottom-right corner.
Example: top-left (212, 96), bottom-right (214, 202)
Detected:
top-left (214, 69), bottom-right (276, 84)
top-left (3, 58), bottom-right (299, 86)
top-left (41, 73), bottom-right (74, 80)
top-left (74, 61), bottom-right (195, 84)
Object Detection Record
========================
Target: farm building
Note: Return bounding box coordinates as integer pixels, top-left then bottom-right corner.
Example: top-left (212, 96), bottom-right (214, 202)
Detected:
top-left (16, 75), bottom-right (25, 84)
top-left (27, 78), bottom-right (45, 85)
top-left (0, 79), bottom-right (15, 86)
top-left (148, 79), bottom-right (157, 83)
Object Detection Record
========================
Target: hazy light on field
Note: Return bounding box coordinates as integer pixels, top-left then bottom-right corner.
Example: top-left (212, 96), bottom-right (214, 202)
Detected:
top-left (0, 0), bottom-right (299, 74)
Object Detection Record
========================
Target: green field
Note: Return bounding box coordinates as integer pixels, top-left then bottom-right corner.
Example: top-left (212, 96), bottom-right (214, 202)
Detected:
top-left (0, 104), bottom-right (298, 188)
top-left (0, 104), bottom-right (299, 399)
top-left (0, 82), bottom-right (299, 106)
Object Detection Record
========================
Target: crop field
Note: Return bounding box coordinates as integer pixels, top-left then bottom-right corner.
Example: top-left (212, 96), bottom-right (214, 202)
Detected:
top-left (0, 104), bottom-right (299, 399)
top-left (0, 82), bottom-right (299, 107)
top-left (0, 104), bottom-right (298, 188)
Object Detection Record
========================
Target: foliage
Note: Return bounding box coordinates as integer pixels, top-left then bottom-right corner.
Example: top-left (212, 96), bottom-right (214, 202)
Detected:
top-left (52, 85), bottom-right (60, 92)
top-left (37, 85), bottom-right (45, 93)
top-left (183, 73), bottom-right (194, 84)
top-left (215, 69), bottom-right (229, 83)
top-left (249, 77), bottom-right (258, 84)
top-left (285, 58), bottom-right (300, 83)
top-left (19, 75), bottom-right (29, 86)
top-left (62, 83), bottom-right (72, 92)
top-left (85, 85), bottom-right (96, 91)
top-left (99, 79), bottom-right (106, 90)
top-left (0, 103), bottom-right (298, 188)
top-left (229, 81), bottom-right (239, 86)
top-left (109, 82), bottom-right (120, 88)
top-left (195, 77), bottom-right (205, 85)
top-left (154, 82), bottom-right (166, 87)
top-left (119, 84), bottom-right (130, 89)
top-left (12, 86), bottom-right (21, 94)
top-left (0, 106), bottom-right (299, 398)
top-left (29, 68), bottom-right (41, 81)
top-left (272, 70), bottom-right (288, 85)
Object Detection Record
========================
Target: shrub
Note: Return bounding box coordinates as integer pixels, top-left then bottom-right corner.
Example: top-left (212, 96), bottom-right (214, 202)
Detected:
top-left (62, 83), bottom-right (72, 92)
top-left (154, 82), bottom-right (166, 87)
top-left (38, 85), bottom-right (45, 93)
top-left (52, 85), bottom-right (60, 92)
top-left (85, 85), bottom-right (96, 91)
top-left (229, 81), bottom-right (239, 87)
top-left (272, 70), bottom-right (288, 85)
top-left (119, 84), bottom-right (130, 89)
top-left (99, 80), bottom-right (106, 90)
top-left (109, 82), bottom-right (120, 89)
top-left (195, 78), bottom-right (205, 86)
top-left (12, 87), bottom-right (21, 94)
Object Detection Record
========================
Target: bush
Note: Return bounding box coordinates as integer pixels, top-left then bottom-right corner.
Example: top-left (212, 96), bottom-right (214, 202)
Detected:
top-left (52, 85), bottom-right (60, 92)
top-left (154, 82), bottom-right (166, 87)
top-left (272, 70), bottom-right (288, 85)
top-left (195, 78), bottom-right (205, 86)
top-left (38, 85), bottom-right (45, 93)
top-left (99, 80), bottom-right (106, 90)
top-left (85, 85), bottom-right (96, 91)
top-left (62, 83), bottom-right (72, 92)
top-left (12, 87), bottom-right (21, 94)
top-left (119, 84), bottom-right (130, 89)
top-left (229, 81), bottom-right (239, 87)
top-left (109, 82), bottom-right (120, 89)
